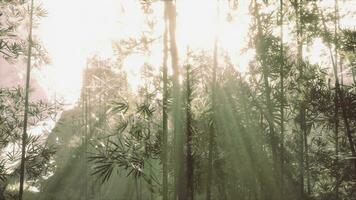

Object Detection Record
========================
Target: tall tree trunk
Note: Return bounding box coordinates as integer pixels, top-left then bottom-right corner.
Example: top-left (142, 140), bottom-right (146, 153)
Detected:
top-left (334, 0), bottom-right (344, 86)
top-left (206, 13), bottom-right (218, 200)
top-left (305, 125), bottom-right (311, 195)
top-left (206, 2), bottom-right (220, 199)
top-left (279, 0), bottom-right (285, 198)
top-left (294, 0), bottom-right (306, 198)
top-left (352, 67), bottom-right (356, 85)
top-left (185, 64), bottom-right (194, 200)
top-left (206, 123), bottom-right (214, 200)
top-left (83, 87), bottom-right (89, 199)
top-left (334, 0), bottom-right (340, 198)
top-left (86, 87), bottom-right (91, 198)
top-left (19, 0), bottom-right (34, 199)
top-left (333, 79), bottom-right (340, 200)
top-left (162, 4), bottom-right (169, 200)
top-left (254, 2), bottom-right (279, 198)
top-left (165, 1), bottom-right (183, 199)
top-left (80, 68), bottom-right (89, 199)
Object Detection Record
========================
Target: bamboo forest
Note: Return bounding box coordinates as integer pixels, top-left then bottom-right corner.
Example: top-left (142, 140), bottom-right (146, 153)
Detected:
top-left (1, 0), bottom-right (356, 199)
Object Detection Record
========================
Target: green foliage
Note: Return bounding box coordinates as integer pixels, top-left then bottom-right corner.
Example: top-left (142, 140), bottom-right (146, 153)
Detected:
top-left (89, 99), bottom-right (160, 184)
top-left (0, 87), bottom-right (59, 198)
top-left (0, 0), bottom-right (49, 63)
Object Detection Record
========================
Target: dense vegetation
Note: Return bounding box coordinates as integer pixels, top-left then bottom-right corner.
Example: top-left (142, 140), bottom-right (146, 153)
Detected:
top-left (0, 0), bottom-right (355, 200)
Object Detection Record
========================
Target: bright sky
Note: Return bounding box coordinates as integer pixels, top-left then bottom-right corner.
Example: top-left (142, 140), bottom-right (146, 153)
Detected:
top-left (33, 0), bottom-right (252, 106)
top-left (33, 0), bottom-right (355, 106)
top-left (35, 0), bottom-right (122, 105)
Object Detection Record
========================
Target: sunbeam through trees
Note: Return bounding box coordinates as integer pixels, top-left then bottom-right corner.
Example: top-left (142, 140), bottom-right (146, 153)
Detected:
top-left (0, 0), bottom-right (356, 200)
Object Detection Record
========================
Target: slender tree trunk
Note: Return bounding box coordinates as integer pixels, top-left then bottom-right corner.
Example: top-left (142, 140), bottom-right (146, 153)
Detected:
top-left (300, 105), bottom-right (305, 199)
top-left (84, 87), bottom-right (89, 199)
top-left (81, 85), bottom-right (85, 199)
top-left (162, 4), bottom-right (169, 200)
top-left (86, 87), bottom-right (91, 198)
top-left (165, 1), bottom-right (183, 199)
top-left (279, 0), bottom-right (285, 198)
top-left (185, 64), bottom-right (194, 200)
top-left (254, 2), bottom-right (279, 198)
top-left (334, 81), bottom-right (340, 200)
top-left (352, 59), bottom-right (356, 85)
top-left (305, 126), bottom-right (311, 195)
top-left (334, 0), bottom-right (343, 86)
top-left (206, 2), bottom-right (220, 199)
top-left (19, 0), bottom-right (34, 199)
top-left (206, 16), bottom-right (218, 200)
top-left (255, 0), bottom-right (277, 163)
top-left (206, 124), bottom-right (214, 200)
top-left (334, 1), bottom-right (340, 198)
top-left (294, 1), bottom-right (306, 198)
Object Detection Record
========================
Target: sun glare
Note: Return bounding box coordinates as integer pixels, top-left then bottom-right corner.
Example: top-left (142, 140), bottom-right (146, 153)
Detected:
top-left (34, 0), bottom-right (253, 105)
top-left (34, 0), bottom-right (353, 105)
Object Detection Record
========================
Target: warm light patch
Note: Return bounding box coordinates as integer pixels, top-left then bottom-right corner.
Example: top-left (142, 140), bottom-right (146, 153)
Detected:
top-left (34, 0), bottom-right (354, 106)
